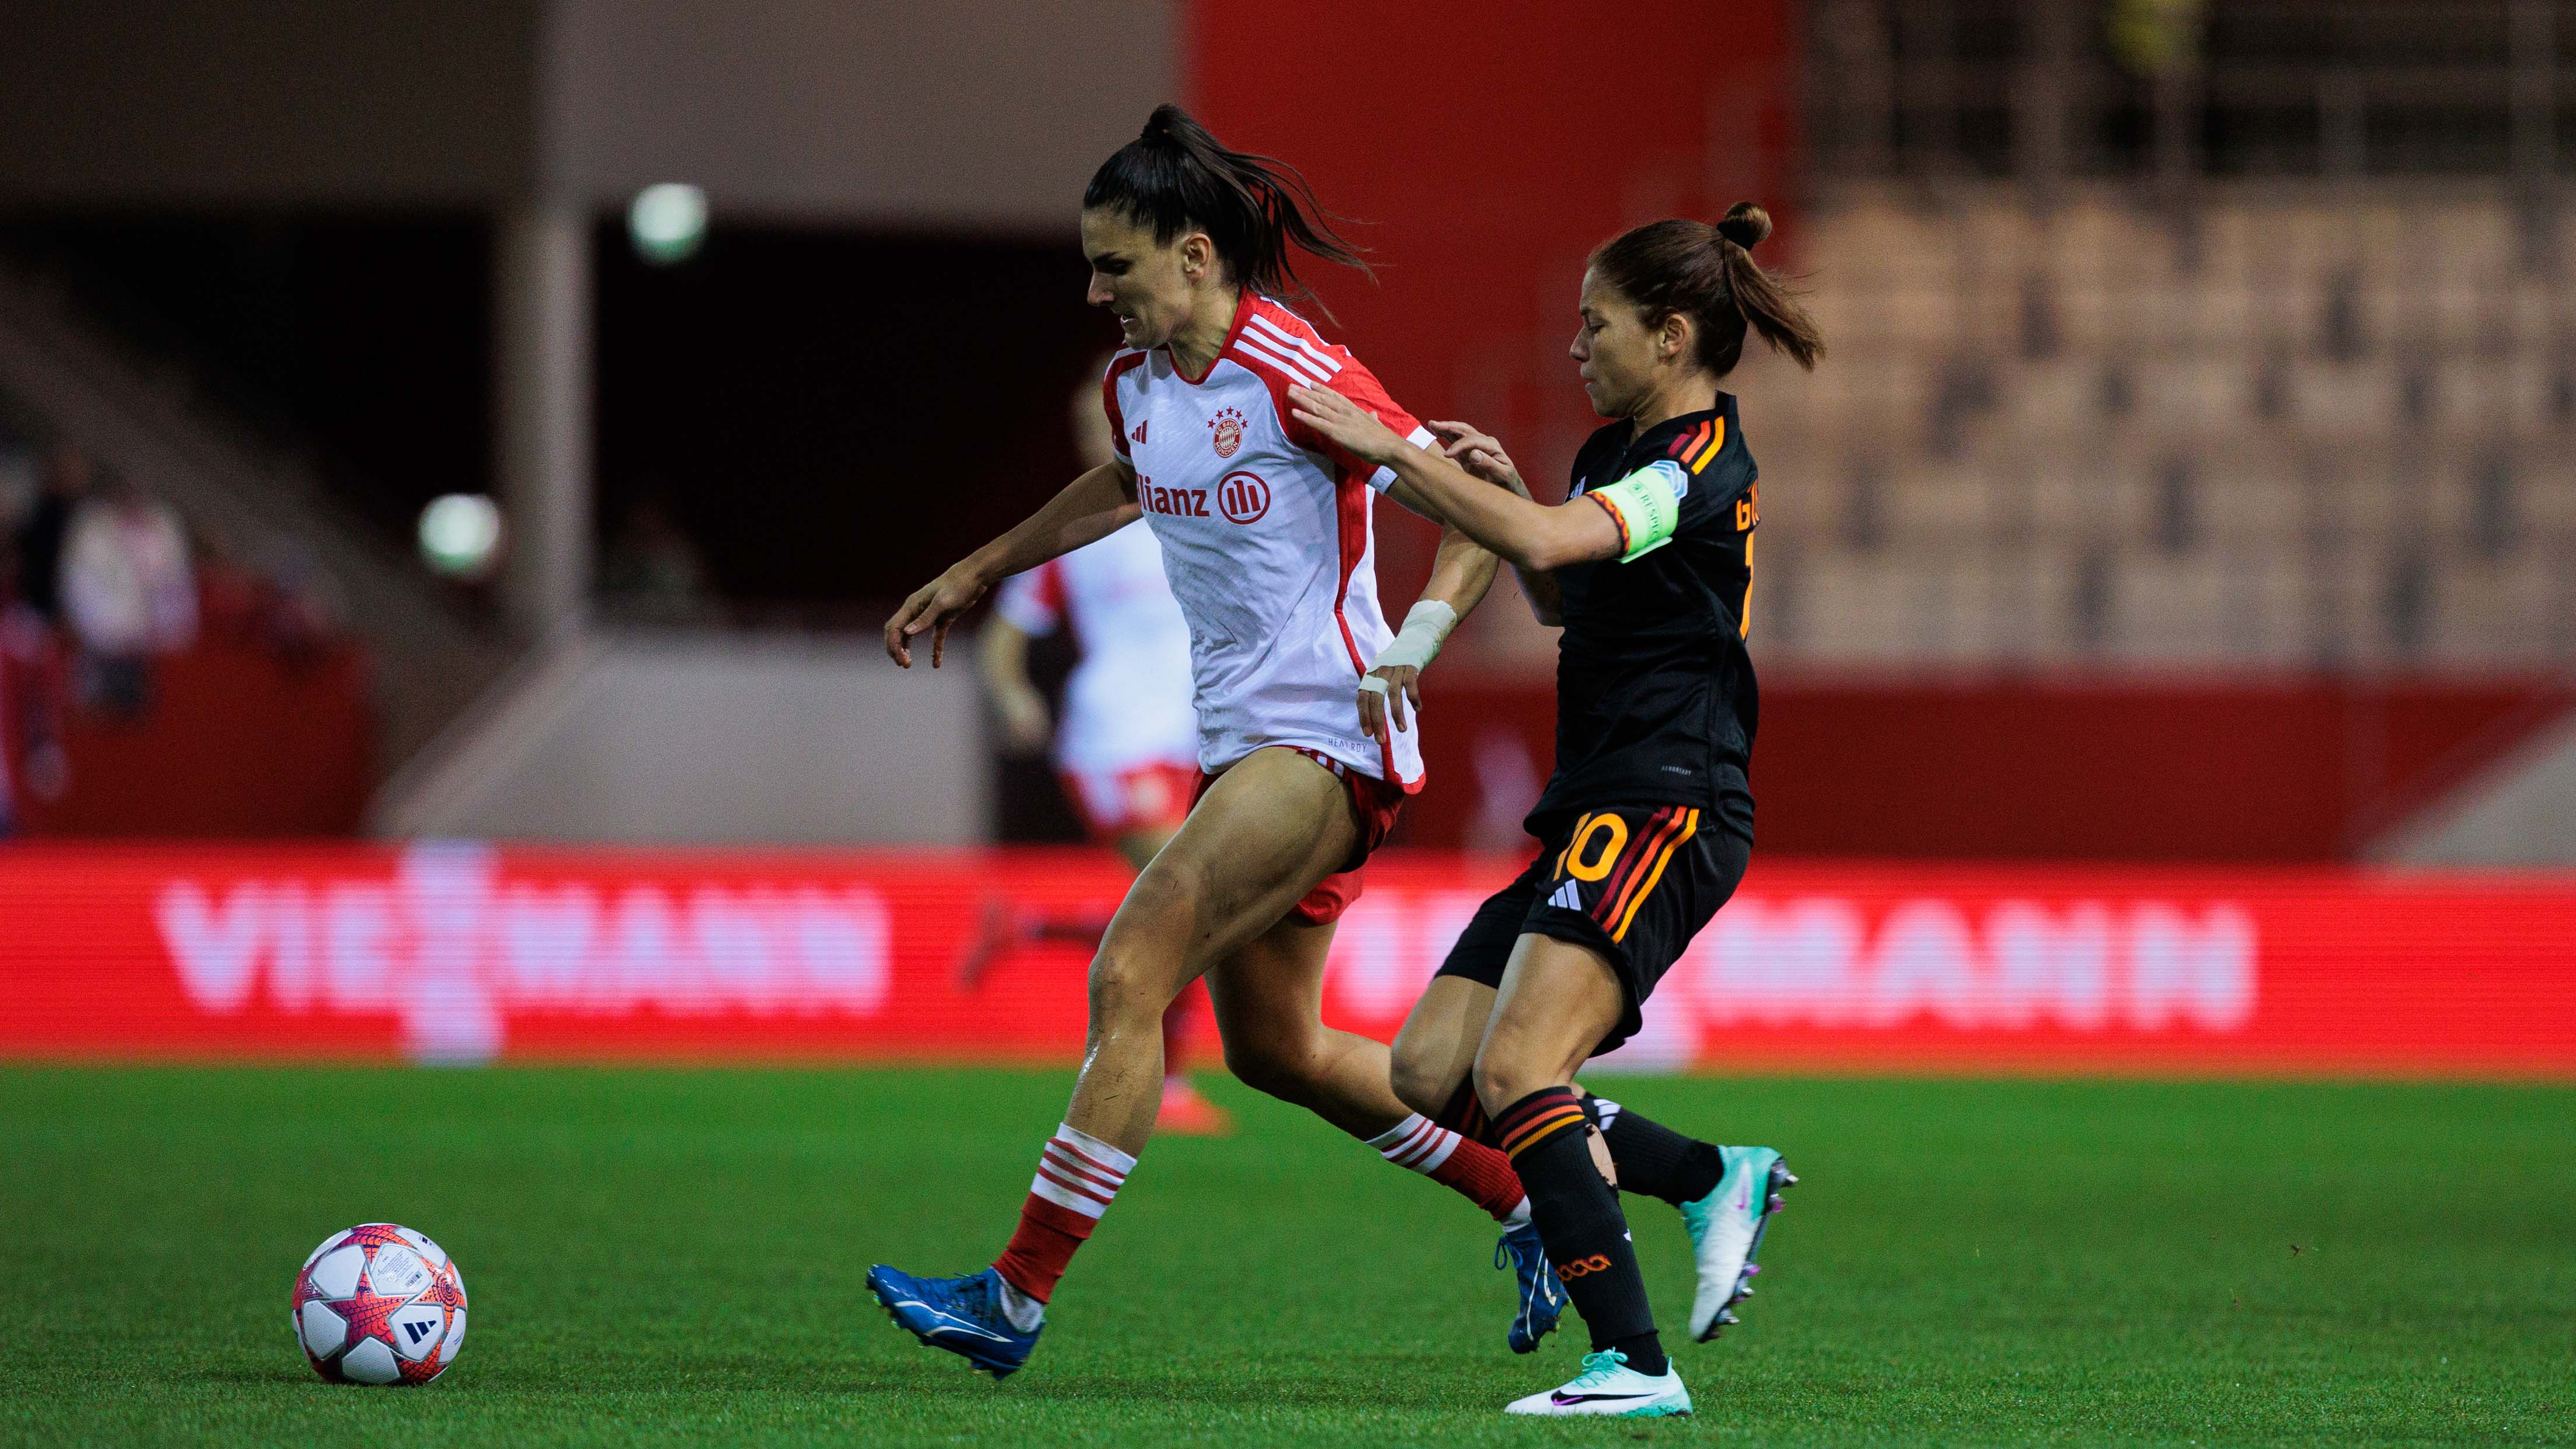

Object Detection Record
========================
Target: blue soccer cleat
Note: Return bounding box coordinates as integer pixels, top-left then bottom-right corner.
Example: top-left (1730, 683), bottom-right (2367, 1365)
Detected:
top-left (1496, 1222), bottom-right (1567, 1354)
top-left (867, 1264), bottom-right (1041, 1379)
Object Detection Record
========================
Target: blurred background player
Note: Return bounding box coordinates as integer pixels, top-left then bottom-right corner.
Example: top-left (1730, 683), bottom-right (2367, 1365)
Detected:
top-left (960, 358), bottom-right (1229, 1137)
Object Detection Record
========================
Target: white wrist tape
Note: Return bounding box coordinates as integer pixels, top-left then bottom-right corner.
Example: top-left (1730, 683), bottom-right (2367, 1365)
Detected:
top-left (1359, 600), bottom-right (1458, 694)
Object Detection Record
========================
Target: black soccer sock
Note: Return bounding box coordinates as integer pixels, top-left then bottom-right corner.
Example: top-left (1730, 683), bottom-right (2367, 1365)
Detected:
top-left (1496, 1086), bottom-right (1668, 1377)
top-left (1584, 1093), bottom-right (1724, 1206)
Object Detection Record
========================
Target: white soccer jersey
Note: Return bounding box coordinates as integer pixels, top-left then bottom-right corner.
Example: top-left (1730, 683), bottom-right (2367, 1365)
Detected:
top-left (1103, 294), bottom-right (1435, 788)
top-left (992, 520), bottom-right (1198, 778)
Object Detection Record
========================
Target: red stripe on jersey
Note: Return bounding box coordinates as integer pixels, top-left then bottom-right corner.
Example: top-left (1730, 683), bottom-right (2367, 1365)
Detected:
top-left (1102, 349), bottom-right (1149, 458)
top-left (1256, 300), bottom-right (1423, 484)
top-left (1332, 477), bottom-right (1371, 671)
top-left (1216, 298), bottom-right (1426, 793)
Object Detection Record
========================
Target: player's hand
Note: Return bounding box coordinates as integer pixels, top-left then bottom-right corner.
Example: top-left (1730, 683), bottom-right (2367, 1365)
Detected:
top-left (1357, 663), bottom-right (1423, 748)
top-left (993, 683), bottom-right (1051, 752)
top-left (1428, 420), bottom-right (1527, 494)
top-left (1287, 384), bottom-right (1403, 465)
top-left (884, 562), bottom-right (988, 668)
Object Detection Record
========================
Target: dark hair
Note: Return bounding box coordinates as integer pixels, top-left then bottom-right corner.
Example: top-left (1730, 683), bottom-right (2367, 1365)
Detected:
top-left (1083, 104), bottom-right (1369, 314)
top-left (1588, 203), bottom-right (1824, 377)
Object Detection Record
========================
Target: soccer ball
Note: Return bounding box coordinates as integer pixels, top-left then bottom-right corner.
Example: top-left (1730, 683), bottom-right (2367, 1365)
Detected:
top-left (291, 1224), bottom-right (469, 1384)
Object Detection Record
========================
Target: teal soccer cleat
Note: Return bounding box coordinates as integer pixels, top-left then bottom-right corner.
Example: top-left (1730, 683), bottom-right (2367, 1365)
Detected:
top-left (1679, 1145), bottom-right (1795, 1342)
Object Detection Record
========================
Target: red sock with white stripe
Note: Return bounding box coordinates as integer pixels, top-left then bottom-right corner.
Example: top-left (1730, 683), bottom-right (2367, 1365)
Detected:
top-left (1368, 1114), bottom-right (1532, 1226)
top-left (992, 1123), bottom-right (1135, 1314)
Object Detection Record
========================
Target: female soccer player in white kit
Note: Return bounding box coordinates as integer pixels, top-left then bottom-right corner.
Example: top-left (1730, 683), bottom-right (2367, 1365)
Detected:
top-left (964, 363), bottom-right (1231, 1137)
top-left (868, 106), bottom-right (1566, 1377)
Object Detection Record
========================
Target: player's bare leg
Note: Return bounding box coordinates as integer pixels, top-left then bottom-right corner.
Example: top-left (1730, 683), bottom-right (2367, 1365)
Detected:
top-left (871, 749), bottom-right (1534, 1372)
top-left (869, 750), bottom-right (1348, 1370)
top-left (1391, 975), bottom-right (1494, 1122)
top-left (1057, 748), bottom-right (1360, 1153)
top-left (1174, 753), bottom-right (1525, 1219)
top-left (1202, 911), bottom-right (1410, 1138)
top-left (1111, 823), bottom-right (1229, 1137)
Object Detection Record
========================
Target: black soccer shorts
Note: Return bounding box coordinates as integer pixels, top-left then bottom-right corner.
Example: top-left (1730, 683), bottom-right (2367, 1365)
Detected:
top-left (1433, 804), bottom-right (1751, 1055)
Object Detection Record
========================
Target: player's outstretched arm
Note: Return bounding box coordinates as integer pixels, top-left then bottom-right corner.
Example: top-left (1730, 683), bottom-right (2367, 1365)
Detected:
top-left (1288, 385), bottom-right (1620, 574)
top-left (1427, 419), bottom-right (1565, 627)
top-left (883, 460), bottom-right (1141, 668)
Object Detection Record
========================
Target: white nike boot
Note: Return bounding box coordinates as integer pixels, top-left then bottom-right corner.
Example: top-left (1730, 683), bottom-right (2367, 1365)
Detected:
top-left (1503, 1349), bottom-right (1692, 1417)
top-left (1681, 1145), bottom-right (1795, 1341)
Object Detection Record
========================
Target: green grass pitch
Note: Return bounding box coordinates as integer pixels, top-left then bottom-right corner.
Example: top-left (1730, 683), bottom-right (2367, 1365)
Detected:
top-left (1, 1066), bottom-right (2569, 1447)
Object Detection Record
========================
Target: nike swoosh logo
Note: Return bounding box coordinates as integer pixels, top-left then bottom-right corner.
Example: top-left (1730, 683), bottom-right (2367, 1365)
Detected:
top-left (892, 1298), bottom-right (1012, 1344)
top-left (1553, 1391), bottom-right (1656, 1405)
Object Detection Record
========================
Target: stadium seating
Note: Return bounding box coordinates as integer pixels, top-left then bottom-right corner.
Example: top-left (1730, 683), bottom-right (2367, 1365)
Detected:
top-left (1744, 182), bottom-right (2575, 669)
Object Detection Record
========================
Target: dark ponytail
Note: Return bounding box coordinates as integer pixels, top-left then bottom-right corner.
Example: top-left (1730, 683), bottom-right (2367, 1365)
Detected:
top-left (1589, 201), bottom-right (1824, 377)
top-left (1083, 104), bottom-right (1370, 314)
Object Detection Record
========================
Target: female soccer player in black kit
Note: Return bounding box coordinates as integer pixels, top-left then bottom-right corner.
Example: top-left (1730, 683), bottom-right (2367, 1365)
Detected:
top-left (1291, 201), bottom-right (1823, 1417)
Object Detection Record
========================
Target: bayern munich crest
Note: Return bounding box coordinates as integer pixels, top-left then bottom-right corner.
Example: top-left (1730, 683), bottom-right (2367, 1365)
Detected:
top-left (1209, 406), bottom-right (1246, 458)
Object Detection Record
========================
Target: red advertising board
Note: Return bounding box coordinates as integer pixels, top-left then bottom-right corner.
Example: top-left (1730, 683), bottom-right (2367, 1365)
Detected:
top-left (2, 845), bottom-right (2570, 1076)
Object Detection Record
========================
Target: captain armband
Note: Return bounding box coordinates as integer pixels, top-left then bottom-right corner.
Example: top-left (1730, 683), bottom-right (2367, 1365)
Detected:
top-left (1586, 460), bottom-right (1688, 562)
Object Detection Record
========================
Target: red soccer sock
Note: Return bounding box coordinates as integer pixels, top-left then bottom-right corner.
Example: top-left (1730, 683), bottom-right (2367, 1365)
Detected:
top-left (992, 1123), bottom-right (1136, 1303)
top-left (1368, 1114), bottom-right (1531, 1225)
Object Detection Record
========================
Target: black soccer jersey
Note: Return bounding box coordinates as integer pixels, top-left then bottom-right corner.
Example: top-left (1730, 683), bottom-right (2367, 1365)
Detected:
top-left (1526, 391), bottom-right (1760, 840)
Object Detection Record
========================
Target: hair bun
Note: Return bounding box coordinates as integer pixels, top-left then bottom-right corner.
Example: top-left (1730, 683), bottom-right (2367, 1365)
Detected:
top-left (1716, 201), bottom-right (1772, 249)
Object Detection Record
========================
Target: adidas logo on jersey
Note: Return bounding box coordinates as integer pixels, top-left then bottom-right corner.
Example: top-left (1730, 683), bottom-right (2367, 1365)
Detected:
top-left (1547, 880), bottom-right (1584, 912)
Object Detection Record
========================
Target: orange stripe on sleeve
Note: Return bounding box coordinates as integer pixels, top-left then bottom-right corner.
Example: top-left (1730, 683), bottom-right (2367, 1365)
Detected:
top-left (1689, 416), bottom-right (1726, 472)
